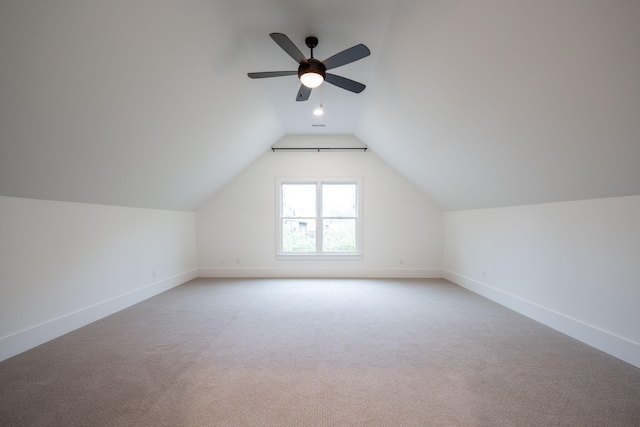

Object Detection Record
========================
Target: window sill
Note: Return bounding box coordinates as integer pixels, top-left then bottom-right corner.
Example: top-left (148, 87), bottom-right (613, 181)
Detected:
top-left (276, 253), bottom-right (363, 261)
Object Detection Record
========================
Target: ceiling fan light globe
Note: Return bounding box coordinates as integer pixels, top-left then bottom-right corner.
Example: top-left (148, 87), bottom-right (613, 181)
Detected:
top-left (300, 72), bottom-right (324, 88)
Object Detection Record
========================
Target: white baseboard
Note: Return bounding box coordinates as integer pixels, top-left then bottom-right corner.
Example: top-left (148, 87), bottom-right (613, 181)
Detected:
top-left (0, 269), bottom-right (198, 362)
top-left (199, 267), bottom-right (443, 279)
top-left (443, 269), bottom-right (640, 369)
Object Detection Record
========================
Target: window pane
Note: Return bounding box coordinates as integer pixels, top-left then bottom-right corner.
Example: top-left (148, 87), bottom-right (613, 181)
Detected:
top-left (282, 184), bottom-right (316, 217)
top-left (322, 184), bottom-right (356, 217)
top-left (322, 219), bottom-right (356, 252)
top-left (282, 219), bottom-right (316, 252)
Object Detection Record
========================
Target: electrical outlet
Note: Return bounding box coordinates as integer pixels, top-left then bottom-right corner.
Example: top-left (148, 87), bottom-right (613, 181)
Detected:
top-left (152, 270), bottom-right (156, 278)
top-left (482, 270), bottom-right (486, 279)
top-left (236, 258), bottom-right (240, 264)
top-left (221, 258), bottom-right (225, 265)
top-left (399, 258), bottom-right (404, 265)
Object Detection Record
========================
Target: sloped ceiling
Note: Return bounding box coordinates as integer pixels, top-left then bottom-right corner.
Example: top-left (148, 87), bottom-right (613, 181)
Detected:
top-left (356, 0), bottom-right (640, 210)
top-left (1, 0), bottom-right (639, 211)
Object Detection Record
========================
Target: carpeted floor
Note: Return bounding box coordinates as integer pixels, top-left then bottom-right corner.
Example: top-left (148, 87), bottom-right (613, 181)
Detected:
top-left (1, 278), bottom-right (639, 426)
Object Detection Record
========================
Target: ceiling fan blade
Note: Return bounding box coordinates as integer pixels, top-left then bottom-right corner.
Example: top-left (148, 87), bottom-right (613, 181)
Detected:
top-left (270, 33), bottom-right (308, 65)
top-left (248, 71), bottom-right (298, 79)
top-left (322, 44), bottom-right (370, 70)
top-left (296, 85), bottom-right (312, 102)
top-left (325, 74), bottom-right (366, 93)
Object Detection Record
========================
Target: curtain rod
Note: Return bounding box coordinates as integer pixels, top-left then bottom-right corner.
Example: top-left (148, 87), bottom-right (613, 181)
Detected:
top-left (271, 147), bottom-right (367, 152)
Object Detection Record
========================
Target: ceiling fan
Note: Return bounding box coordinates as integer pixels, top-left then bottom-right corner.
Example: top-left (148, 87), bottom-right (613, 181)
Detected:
top-left (248, 33), bottom-right (370, 102)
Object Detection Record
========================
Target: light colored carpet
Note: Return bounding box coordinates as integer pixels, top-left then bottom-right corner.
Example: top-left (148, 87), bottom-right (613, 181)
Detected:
top-left (1, 278), bottom-right (639, 426)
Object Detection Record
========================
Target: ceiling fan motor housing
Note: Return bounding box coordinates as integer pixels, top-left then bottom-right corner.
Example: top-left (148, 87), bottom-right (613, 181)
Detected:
top-left (298, 59), bottom-right (326, 80)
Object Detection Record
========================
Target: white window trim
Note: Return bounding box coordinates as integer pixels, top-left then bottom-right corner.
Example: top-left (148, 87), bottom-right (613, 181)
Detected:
top-left (276, 177), bottom-right (363, 260)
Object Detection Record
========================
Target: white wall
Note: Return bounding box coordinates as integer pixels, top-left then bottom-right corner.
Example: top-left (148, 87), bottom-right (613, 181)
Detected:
top-left (0, 196), bottom-right (197, 361)
top-left (197, 136), bottom-right (443, 278)
top-left (443, 195), bottom-right (640, 368)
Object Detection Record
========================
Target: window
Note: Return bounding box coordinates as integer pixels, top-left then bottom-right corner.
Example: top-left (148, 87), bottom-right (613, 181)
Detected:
top-left (277, 178), bottom-right (362, 258)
